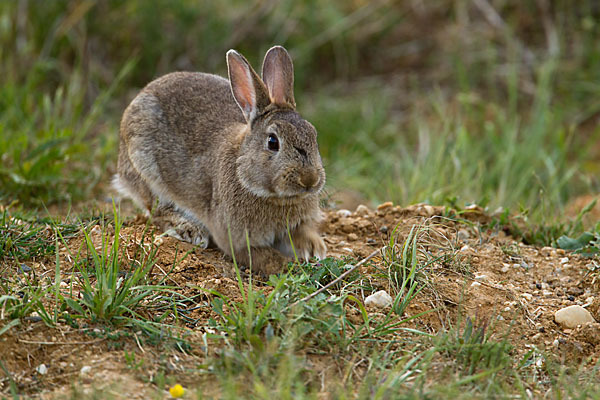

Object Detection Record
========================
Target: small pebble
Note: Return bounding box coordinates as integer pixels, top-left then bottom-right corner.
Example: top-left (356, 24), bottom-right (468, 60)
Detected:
top-left (423, 205), bottom-right (435, 216)
top-left (347, 233), bottom-right (358, 241)
top-left (336, 209), bottom-right (352, 218)
top-left (342, 247), bottom-right (354, 253)
top-left (460, 245), bottom-right (471, 253)
top-left (365, 290), bottom-right (393, 308)
top-left (470, 281), bottom-right (481, 288)
top-left (379, 225), bottom-right (388, 234)
top-left (376, 202), bottom-right (393, 212)
top-left (541, 246), bottom-right (554, 256)
top-left (36, 364), bottom-right (48, 375)
top-left (554, 305), bottom-right (595, 328)
top-left (18, 263), bottom-right (32, 273)
top-left (521, 293), bottom-right (533, 301)
top-left (474, 274), bottom-right (487, 281)
top-left (355, 204), bottom-right (370, 216)
top-left (560, 257), bottom-right (569, 264)
top-left (500, 265), bottom-right (510, 273)
top-left (535, 358), bottom-right (544, 368)
top-left (457, 229), bottom-right (470, 241)
top-left (80, 365), bottom-right (92, 375)
top-left (366, 238), bottom-right (376, 245)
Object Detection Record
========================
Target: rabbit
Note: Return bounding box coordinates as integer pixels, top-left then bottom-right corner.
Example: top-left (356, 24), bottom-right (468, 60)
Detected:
top-left (112, 46), bottom-right (327, 276)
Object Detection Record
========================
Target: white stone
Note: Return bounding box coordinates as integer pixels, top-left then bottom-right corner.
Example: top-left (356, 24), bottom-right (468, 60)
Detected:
top-left (560, 257), bottom-right (569, 264)
top-left (336, 209), bottom-right (352, 218)
top-left (554, 305), bottom-right (595, 328)
top-left (521, 293), bottom-right (533, 301)
top-left (423, 205), bottom-right (435, 216)
top-left (365, 290), bottom-right (393, 308)
top-left (36, 364), bottom-right (47, 375)
top-left (80, 365), bottom-right (92, 375)
top-left (474, 274), bottom-right (487, 281)
top-left (543, 290), bottom-right (553, 296)
top-left (585, 296), bottom-right (595, 305)
top-left (535, 358), bottom-right (544, 367)
top-left (470, 281), bottom-right (481, 288)
top-left (355, 204), bottom-right (370, 216)
top-left (460, 245), bottom-right (471, 253)
top-left (500, 265), bottom-right (510, 273)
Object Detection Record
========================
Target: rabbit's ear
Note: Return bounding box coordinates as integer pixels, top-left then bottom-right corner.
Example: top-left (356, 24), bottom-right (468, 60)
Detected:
top-left (262, 46), bottom-right (296, 109)
top-left (227, 50), bottom-right (271, 121)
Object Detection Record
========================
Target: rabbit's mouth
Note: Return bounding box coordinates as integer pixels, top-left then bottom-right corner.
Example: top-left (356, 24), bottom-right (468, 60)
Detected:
top-left (275, 177), bottom-right (325, 198)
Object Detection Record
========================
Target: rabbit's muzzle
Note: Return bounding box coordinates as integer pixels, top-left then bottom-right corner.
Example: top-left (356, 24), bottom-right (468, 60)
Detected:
top-left (299, 170), bottom-right (320, 190)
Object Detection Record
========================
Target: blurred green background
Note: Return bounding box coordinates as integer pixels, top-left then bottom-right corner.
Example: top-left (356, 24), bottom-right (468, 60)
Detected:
top-left (1, 0), bottom-right (599, 221)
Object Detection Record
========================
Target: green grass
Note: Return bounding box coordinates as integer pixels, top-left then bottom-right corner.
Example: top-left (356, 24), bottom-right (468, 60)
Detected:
top-left (0, 207), bottom-right (78, 261)
top-left (310, 67), bottom-right (593, 221)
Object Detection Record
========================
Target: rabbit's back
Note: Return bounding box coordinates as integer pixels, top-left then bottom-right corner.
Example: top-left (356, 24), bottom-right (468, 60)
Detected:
top-left (118, 72), bottom-right (244, 218)
top-left (143, 72), bottom-right (245, 143)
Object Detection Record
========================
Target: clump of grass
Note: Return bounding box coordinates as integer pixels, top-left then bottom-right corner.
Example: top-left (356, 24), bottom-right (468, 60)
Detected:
top-left (0, 273), bottom-right (51, 335)
top-left (439, 316), bottom-right (512, 376)
top-left (488, 198), bottom-right (600, 247)
top-left (48, 206), bottom-right (197, 350)
top-left (0, 62), bottom-right (132, 206)
top-left (0, 207), bottom-right (78, 261)
top-left (205, 227), bottom-right (431, 398)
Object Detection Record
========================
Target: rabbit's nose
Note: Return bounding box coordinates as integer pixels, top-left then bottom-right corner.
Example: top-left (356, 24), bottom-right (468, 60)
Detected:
top-left (300, 171), bottom-right (319, 189)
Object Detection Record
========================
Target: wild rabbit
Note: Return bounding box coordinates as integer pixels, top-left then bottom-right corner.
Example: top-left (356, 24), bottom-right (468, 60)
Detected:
top-left (113, 46), bottom-right (326, 275)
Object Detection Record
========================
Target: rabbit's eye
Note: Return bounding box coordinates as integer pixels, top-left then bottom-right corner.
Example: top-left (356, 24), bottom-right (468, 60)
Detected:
top-left (267, 134), bottom-right (279, 152)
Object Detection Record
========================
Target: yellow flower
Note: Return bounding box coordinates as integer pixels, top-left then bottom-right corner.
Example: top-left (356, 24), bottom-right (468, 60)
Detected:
top-left (169, 384), bottom-right (185, 398)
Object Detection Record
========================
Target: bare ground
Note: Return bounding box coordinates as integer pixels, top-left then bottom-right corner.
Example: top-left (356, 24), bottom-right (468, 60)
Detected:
top-left (1, 202), bottom-right (599, 398)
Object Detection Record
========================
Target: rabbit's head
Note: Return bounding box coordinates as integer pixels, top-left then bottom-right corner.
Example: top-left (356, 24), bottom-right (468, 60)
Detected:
top-left (227, 46), bottom-right (325, 199)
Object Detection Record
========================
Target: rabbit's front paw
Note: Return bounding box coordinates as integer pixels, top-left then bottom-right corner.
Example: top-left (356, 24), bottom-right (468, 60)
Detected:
top-left (164, 221), bottom-right (210, 248)
top-left (292, 225), bottom-right (327, 261)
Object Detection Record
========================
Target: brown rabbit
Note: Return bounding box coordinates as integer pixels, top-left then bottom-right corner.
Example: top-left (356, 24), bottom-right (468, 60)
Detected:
top-left (113, 46), bottom-right (326, 275)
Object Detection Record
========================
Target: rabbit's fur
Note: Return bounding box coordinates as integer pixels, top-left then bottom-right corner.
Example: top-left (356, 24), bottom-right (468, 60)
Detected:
top-left (113, 46), bottom-right (326, 275)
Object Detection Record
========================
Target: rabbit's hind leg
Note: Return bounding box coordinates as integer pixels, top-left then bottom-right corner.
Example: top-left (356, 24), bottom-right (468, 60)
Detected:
top-left (153, 202), bottom-right (212, 249)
